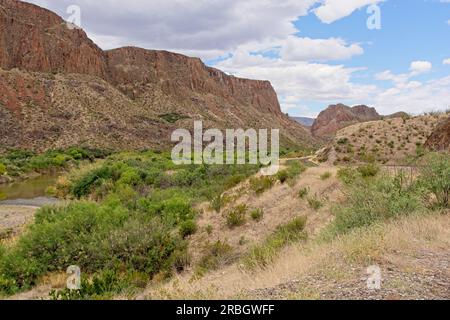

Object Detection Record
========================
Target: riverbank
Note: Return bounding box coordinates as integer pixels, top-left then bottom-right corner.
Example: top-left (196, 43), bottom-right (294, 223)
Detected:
top-left (0, 205), bottom-right (38, 240)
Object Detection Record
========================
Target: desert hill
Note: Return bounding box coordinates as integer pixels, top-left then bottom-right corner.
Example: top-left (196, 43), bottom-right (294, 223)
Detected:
top-left (319, 113), bottom-right (449, 165)
top-left (0, 0), bottom-right (314, 152)
top-left (425, 116), bottom-right (450, 152)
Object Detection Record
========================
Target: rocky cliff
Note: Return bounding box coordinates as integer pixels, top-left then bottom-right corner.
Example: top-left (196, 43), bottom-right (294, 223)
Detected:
top-left (311, 104), bottom-right (381, 138)
top-left (425, 116), bottom-right (450, 152)
top-left (0, 0), bottom-right (314, 152)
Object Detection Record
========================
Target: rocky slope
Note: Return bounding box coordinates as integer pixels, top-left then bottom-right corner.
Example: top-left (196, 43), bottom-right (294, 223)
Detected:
top-left (311, 104), bottom-right (381, 138)
top-left (0, 0), bottom-right (314, 152)
top-left (425, 116), bottom-right (450, 152)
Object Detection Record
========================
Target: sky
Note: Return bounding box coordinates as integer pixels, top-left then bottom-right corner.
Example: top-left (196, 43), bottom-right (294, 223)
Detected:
top-left (25, 0), bottom-right (450, 117)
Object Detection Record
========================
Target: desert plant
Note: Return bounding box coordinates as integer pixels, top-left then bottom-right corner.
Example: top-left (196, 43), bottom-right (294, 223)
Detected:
top-left (250, 176), bottom-right (274, 195)
top-left (250, 208), bottom-right (264, 222)
top-left (179, 220), bottom-right (198, 238)
top-left (298, 187), bottom-right (309, 199)
top-left (225, 204), bottom-right (247, 228)
top-left (418, 152), bottom-right (450, 208)
top-left (307, 195), bottom-right (323, 211)
top-left (320, 172), bottom-right (332, 180)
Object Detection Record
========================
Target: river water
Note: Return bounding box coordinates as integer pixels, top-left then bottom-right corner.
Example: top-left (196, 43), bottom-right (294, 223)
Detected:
top-left (0, 174), bottom-right (60, 207)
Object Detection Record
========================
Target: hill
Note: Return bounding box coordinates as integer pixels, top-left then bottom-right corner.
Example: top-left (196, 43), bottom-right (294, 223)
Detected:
top-left (0, 0), bottom-right (314, 152)
top-left (292, 117), bottom-right (315, 127)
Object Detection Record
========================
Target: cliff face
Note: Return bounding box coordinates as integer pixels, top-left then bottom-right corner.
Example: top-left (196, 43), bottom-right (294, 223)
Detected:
top-left (311, 104), bottom-right (381, 138)
top-left (0, 0), bottom-right (313, 152)
top-left (0, 0), bottom-right (107, 77)
top-left (425, 117), bottom-right (450, 152)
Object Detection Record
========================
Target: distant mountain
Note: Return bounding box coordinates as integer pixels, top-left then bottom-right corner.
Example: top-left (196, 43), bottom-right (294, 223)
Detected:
top-left (0, 0), bottom-right (315, 152)
top-left (292, 117), bottom-right (315, 127)
top-left (311, 104), bottom-right (381, 138)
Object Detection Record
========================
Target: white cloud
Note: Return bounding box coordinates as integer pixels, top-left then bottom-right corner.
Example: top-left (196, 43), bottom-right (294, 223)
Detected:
top-left (444, 58), bottom-right (450, 65)
top-left (314, 0), bottom-right (384, 24)
top-left (216, 51), bottom-right (375, 114)
top-left (409, 60), bottom-right (432, 75)
top-left (280, 36), bottom-right (364, 62)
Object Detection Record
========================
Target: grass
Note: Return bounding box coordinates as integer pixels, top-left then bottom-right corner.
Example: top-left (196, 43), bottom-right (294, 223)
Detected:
top-left (158, 113), bottom-right (190, 124)
top-left (225, 204), bottom-right (247, 228)
top-left (320, 172), bottom-right (332, 180)
top-left (307, 195), bottom-right (324, 211)
top-left (196, 241), bottom-right (234, 276)
top-left (243, 217), bottom-right (307, 269)
top-left (250, 176), bottom-right (274, 195)
top-left (250, 208), bottom-right (264, 222)
top-left (298, 187), bottom-right (309, 199)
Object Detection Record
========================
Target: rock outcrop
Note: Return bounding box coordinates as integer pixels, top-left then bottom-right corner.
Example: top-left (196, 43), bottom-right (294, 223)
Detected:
top-left (0, 0), bottom-right (314, 152)
top-left (425, 116), bottom-right (450, 152)
top-left (311, 104), bottom-right (381, 138)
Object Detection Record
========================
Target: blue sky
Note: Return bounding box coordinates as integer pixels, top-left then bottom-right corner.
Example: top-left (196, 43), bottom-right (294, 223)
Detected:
top-left (27, 0), bottom-right (450, 117)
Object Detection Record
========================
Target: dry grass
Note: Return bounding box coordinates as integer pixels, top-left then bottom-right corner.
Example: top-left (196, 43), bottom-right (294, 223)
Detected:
top-left (141, 213), bottom-right (450, 300)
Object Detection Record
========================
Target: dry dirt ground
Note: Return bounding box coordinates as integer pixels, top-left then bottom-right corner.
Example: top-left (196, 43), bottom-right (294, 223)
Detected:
top-left (0, 205), bottom-right (37, 240)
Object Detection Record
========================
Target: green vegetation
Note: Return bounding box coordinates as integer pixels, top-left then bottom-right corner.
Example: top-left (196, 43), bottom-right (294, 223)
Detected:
top-left (0, 148), bottom-right (110, 179)
top-left (244, 217), bottom-right (307, 269)
top-left (250, 208), bottom-right (264, 222)
top-left (320, 172), bottom-right (332, 180)
top-left (0, 151), bottom-right (259, 297)
top-left (250, 176), bottom-right (274, 195)
top-left (307, 195), bottom-right (324, 211)
top-left (325, 152), bottom-right (450, 239)
top-left (298, 187), bottom-right (309, 199)
top-left (196, 240), bottom-right (234, 276)
top-left (158, 113), bottom-right (190, 124)
top-left (225, 204), bottom-right (248, 228)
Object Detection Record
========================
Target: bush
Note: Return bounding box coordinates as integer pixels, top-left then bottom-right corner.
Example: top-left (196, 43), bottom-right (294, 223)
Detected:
top-left (326, 173), bottom-right (424, 238)
top-left (307, 195), bottom-right (324, 211)
top-left (357, 163), bottom-right (379, 178)
top-left (250, 208), bottom-right (264, 222)
top-left (244, 217), bottom-right (307, 269)
top-left (179, 220), bottom-right (197, 238)
top-left (276, 170), bottom-right (289, 183)
top-left (337, 167), bottom-right (359, 185)
top-left (196, 241), bottom-right (233, 274)
top-left (225, 204), bottom-right (247, 228)
top-left (250, 176), bottom-right (274, 195)
top-left (418, 152), bottom-right (450, 208)
top-left (320, 172), bottom-right (332, 180)
top-left (298, 187), bottom-right (309, 199)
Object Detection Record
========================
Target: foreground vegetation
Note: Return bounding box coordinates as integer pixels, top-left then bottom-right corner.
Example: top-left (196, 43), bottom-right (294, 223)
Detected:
top-left (0, 151), bottom-right (259, 298)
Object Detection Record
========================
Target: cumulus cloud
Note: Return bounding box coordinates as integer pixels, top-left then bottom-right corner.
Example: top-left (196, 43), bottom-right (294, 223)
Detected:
top-left (409, 60), bottom-right (432, 75)
top-left (444, 58), bottom-right (450, 65)
top-left (314, 0), bottom-right (384, 24)
top-left (280, 36), bottom-right (364, 62)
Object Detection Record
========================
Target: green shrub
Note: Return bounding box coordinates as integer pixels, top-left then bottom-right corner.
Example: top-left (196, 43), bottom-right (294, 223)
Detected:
top-left (320, 172), bottom-right (332, 180)
top-left (298, 187), bottom-right (309, 199)
top-left (357, 163), bottom-right (379, 178)
top-left (225, 204), bottom-right (247, 228)
top-left (337, 167), bottom-right (359, 185)
top-left (325, 173), bottom-right (424, 238)
top-left (244, 217), bottom-right (307, 269)
top-left (307, 195), bottom-right (324, 211)
top-left (418, 152), bottom-right (450, 208)
top-left (250, 176), bottom-right (274, 195)
top-left (196, 241), bottom-right (233, 275)
top-left (179, 220), bottom-right (198, 238)
top-left (250, 208), bottom-right (264, 222)
top-left (276, 170), bottom-right (289, 183)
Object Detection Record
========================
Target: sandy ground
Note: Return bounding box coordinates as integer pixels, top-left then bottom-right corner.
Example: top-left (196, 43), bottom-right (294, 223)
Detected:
top-left (0, 205), bottom-right (38, 240)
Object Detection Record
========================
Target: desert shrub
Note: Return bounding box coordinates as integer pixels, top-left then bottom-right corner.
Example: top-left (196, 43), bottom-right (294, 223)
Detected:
top-left (210, 194), bottom-right (229, 213)
top-left (276, 170), bottom-right (289, 183)
top-left (250, 208), bottom-right (264, 222)
top-left (337, 167), bottom-right (359, 185)
top-left (250, 176), bottom-right (274, 195)
top-left (357, 163), bottom-right (379, 177)
top-left (179, 220), bottom-right (198, 238)
top-left (325, 173), bottom-right (424, 238)
top-left (298, 187), bottom-right (309, 199)
top-left (244, 217), bottom-right (307, 269)
top-left (196, 241), bottom-right (234, 275)
top-left (225, 204), bottom-right (247, 228)
top-left (337, 138), bottom-right (349, 145)
top-left (307, 195), bottom-right (324, 211)
top-left (0, 201), bottom-right (187, 294)
top-left (418, 152), bottom-right (450, 208)
top-left (320, 172), bottom-right (332, 180)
